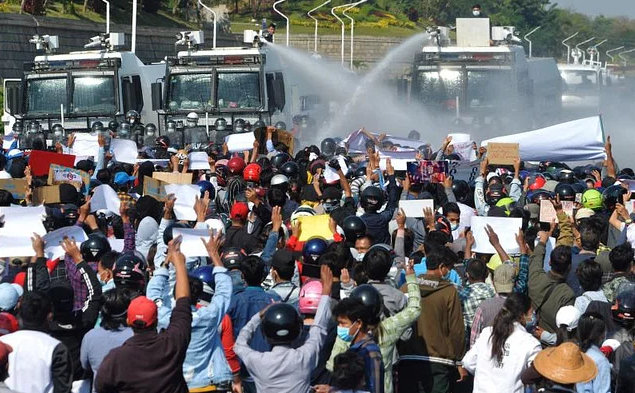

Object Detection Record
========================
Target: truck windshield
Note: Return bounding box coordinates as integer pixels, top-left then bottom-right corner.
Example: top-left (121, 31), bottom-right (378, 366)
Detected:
top-left (561, 70), bottom-right (598, 92)
top-left (72, 75), bottom-right (116, 114)
top-left (216, 72), bottom-right (261, 109)
top-left (26, 77), bottom-right (67, 115)
top-left (168, 73), bottom-right (212, 110)
top-left (466, 69), bottom-right (511, 108)
top-left (415, 69), bottom-right (462, 107)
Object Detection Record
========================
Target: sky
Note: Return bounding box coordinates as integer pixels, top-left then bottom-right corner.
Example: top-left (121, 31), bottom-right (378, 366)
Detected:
top-left (553, 0), bottom-right (635, 18)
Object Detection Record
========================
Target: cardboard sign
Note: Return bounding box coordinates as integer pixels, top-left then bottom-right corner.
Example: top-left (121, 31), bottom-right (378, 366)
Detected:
top-left (48, 164), bottom-right (90, 193)
top-left (0, 178), bottom-right (28, 199)
top-left (297, 215), bottom-right (334, 242)
top-left (32, 186), bottom-right (61, 205)
top-left (143, 176), bottom-right (167, 200)
top-left (539, 200), bottom-right (575, 223)
top-left (29, 150), bottom-right (76, 177)
top-left (487, 142), bottom-right (519, 165)
top-left (152, 172), bottom-right (193, 185)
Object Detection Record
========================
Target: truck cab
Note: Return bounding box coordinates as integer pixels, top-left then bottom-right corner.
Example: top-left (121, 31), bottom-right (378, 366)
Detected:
top-left (558, 62), bottom-right (603, 118)
top-left (153, 31), bottom-right (305, 145)
top-left (411, 19), bottom-right (561, 132)
top-left (5, 33), bottom-right (164, 138)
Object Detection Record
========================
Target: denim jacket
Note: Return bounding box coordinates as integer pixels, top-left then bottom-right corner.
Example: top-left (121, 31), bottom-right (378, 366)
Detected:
top-left (147, 265), bottom-right (233, 387)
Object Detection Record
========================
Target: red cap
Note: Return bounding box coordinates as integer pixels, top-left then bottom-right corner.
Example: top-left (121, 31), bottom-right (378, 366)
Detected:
top-left (127, 296), bottom-right (158, 328)
top-left (0, 313), bottom-right (18, 336)
top-left (0, 342), bottom-right (12, 367)
top-left (13, 272), bottom-right (25, 288)
top-left (230, 202), bottom-right (249, 220)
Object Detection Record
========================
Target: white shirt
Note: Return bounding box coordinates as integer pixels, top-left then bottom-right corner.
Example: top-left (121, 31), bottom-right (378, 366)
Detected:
top-left (0, 171), bottom-right (11, 179)
top-left (462, 322), bottom-right (541, 393)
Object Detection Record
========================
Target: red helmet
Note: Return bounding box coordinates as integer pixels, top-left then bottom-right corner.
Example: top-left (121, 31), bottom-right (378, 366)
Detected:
top-left (0, 312), bottom-right (18, 336)
top-left (528, 174), bottom-right (546, 191)
top-left (244, 163), bottom-right (262, 182)
top-left (227, 156), bottom-right (246, 175)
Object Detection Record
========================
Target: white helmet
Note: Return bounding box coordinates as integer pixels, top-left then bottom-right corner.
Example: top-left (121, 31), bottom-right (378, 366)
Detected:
top-left (204, 218), bottom-right (226, 235)
top-left (270, 174), bottom-right (289, 186)
top-left (290, 205), bottom-right (315, 223)
top-left (186, 112), bottom-right (199, 125)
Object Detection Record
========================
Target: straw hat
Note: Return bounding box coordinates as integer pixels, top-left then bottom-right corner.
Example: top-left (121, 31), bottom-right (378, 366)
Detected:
top-left (533, 342), bottom-right (597, 384)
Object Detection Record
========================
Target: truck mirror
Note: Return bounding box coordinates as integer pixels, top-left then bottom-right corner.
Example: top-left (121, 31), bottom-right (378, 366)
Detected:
top-left (151, 82), bottom-right (162, 111)
top-left (274, 72), bottom-right (286, 112)
top-left (5, 82), bottom-right (21, 115)
top-left (122, 79), bottom-right (137, 113)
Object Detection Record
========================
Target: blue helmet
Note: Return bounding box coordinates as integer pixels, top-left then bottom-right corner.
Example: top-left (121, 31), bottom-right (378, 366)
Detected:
top-left (302, 237), bottom-right (328, 265)
top-left (190, 265), bottom-right (215, 303)
top-left (196, 180), bottom-right (216, 200)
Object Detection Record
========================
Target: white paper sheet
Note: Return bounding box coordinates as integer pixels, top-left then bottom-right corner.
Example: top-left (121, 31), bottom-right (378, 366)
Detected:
top-left (188, 151), bottom-right (211, 170)
top-left (108, 238), bottom-right (125, 252)
top-left (72, 133), bottom-right (100, 159)
top-left (1, 205), bottom-right (46, 235)
top-left (379, 158), bottom-right (410, 171)
top-left (0, 233), bottom-right (35, 258)
top-left (164, 184), bottom-right (199, 221)
top-left (619, 179), bottom-right (635, 192)
top-left (90, 185), bottom-right (122, 215)
top-left (42, 226), bottom-right (88, 260)
top-left (225, 132), bottom-right (255, 153)
top-left (110, 138), bottom-right (138, 164)
top-left (324, 157), bottom-right (349, 183)
top-left (3, 133), bottom-right (16, 150)
top-left (471, 216), bottom-right (523, 254)
top-left (398, 200), bottom-right (434, 218)
top-left (173, 228), bottom-right (211, 257)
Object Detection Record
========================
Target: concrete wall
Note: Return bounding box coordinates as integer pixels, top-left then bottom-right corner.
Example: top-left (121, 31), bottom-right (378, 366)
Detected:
top-left (0, 13), bottom-right (408, 80)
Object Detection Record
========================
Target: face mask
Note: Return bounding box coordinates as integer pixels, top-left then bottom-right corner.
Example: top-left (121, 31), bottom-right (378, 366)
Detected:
top-left (450, 223), bottom-right (459, 231)
top-left (525, 312), bottom-right (537, 331)
top-left (472, 10), bottom-right (480, 16)
top-left (146, 131), bottom-right (155, 137)
top-left (355, 252), bottom-right (365, 262)
top-left (54, 130), bottom-right (63, 137)
top-left (337, 322), bottom-right (359, 342)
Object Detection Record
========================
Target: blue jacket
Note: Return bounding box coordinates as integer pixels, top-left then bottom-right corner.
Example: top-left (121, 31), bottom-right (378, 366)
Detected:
top-left (147, 266), bottom-right (234, 387)
top-left (360, 175), bottom-right (401, 244)
top-left (227, 287), bottom-right (281, 353)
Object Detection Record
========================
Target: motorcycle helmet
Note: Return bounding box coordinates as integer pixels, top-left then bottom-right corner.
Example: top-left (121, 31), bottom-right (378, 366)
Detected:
top-left (163, 222), bottom-right (190, 246)
top-left (452, 180), bottom-right (471, 205)
top-left (360, 186), bottom-right (385, 212)
top-left (125, 110), bottom-right (140, 125)
top-left (320, 138), bottom-right (336, 156)
top-left (603, 185), bottom-right (628, 211)
top-left (271, 153), bottom-right (291, 169)
top-left (350, 284), bottom-right (384, 319)
top-left (91, 121), bottom-right (104, 133)
top-left (528, 174), bottom-right (546, 191)
top-left (262, 303), bottom-right (302, 345)
top-left (80, 234), bottom-right (112, 263)
top-left (554, 183), bottom-right (576, 202)
top-left (485, 183), bottom-right (506, 206)
top-left (582, 189), bottom-right (603, 211)
top-left (243, 163), bottom-right (262, 182)
top-left (279, 161), bottom-right (299, 179)
top-left (233, 119), bottom-right (246, 132)
top-left (274, 121), bottom-right (287, 130)
top-left (342, 216), bottom-right (366, 241)
top-left (215, 118), bottom-right (227, 131)
top-left (298, 280), bottom-right (322, 314)
top-left (227, 156), bottom-right (246, 175)
top-left (196, 180), bottom-right (216, 200)
top-left (113, 251), bottom-right (147, 292)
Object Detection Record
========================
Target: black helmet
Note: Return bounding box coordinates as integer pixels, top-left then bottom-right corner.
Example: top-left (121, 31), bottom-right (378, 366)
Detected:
top-left (125, 110), bottom-right (140, 125)
top-left (353, 165), bottom-right (367, 179)
top-left (408, 130), bottom-right (421, 140)
top-left (452, 180), bottom-right (470, 204)
top-left (215, 118), bottom-right (227, 131)
top-left (274, 121), bottom-right (287, 130)
top-left (360, 186), bottom-right (385, 212)
top-left (558, 170), bottom-right (576, 184)
top-left (233, 119), bottom-right (246, 132)
top-left (262, 303), bottom-right (302, 345)
top-left (343, 216), bottom-right (366, 241)
top-left (485, 183), bottom-right (506, 206)
top-left (279, 161), bottom-right (299, 179)
top-left (113, 252), bottom-right (147, 292)
top-left (91, 121), bottom-right (104, 133)
top-left (119, 123), bottom-right (131, 138)
top-left (253, 120), bottom-right (266, 131)
top-left (271, 153), bottom-right (291, 169)
top-left (155, 135), bottom-right (170, 149)
top-left (12, 121), bottom-right (24, 134)
top-left (603, 185), bottom-right (628, 211)
top-left (571, 182), bottom-right (586, 194)
top-left (613, 283), bottom-right (635, 327)
top-left (351, 284), bottom-right (384, 319)
top-left (145, 123), bottom-right (157, 136)
top-left (320, 138), bottom-right (336, 156)
top-left (554, 183), bottom-right (576, 202)
top-left (163, 222), bottom-right (190, 246)
top-left (528, 190), bottom-right (553, 204)
top-left (80, 234), bottom-right (112, 262)
top-left (108, 120), bottom-right (119, 132)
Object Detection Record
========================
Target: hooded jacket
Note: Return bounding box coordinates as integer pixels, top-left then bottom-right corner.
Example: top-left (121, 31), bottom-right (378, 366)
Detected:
top-left (136, 216), bottom-right (159, 263)
top-left (397, 274), bottom-right (465, 365)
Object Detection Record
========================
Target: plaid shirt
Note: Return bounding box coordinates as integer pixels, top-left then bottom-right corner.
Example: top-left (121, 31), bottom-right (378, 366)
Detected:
top-left (459, 282), bottom-right (495, 331)
top-left (350, 336), bottom-right (384, 393)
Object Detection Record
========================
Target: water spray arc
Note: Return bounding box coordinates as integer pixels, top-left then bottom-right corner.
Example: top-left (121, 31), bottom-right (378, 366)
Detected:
top-left (198, 0), bottom-right (217, 48)
top-left (343, 0), bottom-right (367, 70)
top-left (307, 0), bottom-right (331, 54)
top-left (273, 0), bottom-right (289, 46)
top-left (331, 1), bottom-right (358, 65)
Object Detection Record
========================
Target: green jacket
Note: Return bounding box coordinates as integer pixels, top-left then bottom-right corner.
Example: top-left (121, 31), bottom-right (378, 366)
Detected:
top-left (528, 242), bottom-right (575, 333)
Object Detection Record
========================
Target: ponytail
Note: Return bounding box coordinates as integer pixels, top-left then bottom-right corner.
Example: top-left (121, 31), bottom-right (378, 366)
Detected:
top-left (489, 293), bottom-right (531, 365)
top-left (577, 312), bottom-right (606, 352)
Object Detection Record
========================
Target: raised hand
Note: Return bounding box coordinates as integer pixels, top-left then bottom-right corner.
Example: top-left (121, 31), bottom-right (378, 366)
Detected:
top-left (61, 237), bottom-right (83, 263)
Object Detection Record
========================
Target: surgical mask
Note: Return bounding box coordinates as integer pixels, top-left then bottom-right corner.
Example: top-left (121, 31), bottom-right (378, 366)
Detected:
top-left (54, 130), bottom-right (63, 137)
top-left (472, 10), bottom-right (480, 16)
top-left (525, 312), bottom-right (538, 331)
top-left (337, 322), bottom-right (359, 342)
top-left (450, 223), bottom-right (459, 231)
top-left (355, 252), bottom-right (365, 262)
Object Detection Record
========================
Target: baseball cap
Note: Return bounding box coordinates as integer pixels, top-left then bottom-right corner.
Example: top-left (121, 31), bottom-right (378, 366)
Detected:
top-left (0, 283), bottom-right (23, 311)
top-left (493, 263), bottom-right (516, 293)
top-left (575, 208), bottom-right (595, 221)
top-left (524, 203), bottom-right (540, 220)
top-left (114, 172), bottom-right (136, 186)
top-left (127, 296), bottom-right (158, 328)
top-left (271, 249), bottom-right (295, 270)
top-left (0, 312), bottom-right (18, 336)
top-left (556, 305), bottom-right (581, 332)
top-left (230, 202), bottom-right (249, 220)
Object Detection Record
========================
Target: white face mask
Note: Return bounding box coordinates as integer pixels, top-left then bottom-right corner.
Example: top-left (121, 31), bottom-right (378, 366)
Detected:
top-left (472, 10), bottom-right (481, 16)
top-left (54, 130), bottom-right (63, 137)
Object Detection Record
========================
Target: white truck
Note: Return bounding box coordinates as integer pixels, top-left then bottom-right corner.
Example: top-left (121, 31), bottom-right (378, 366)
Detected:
top-left (410, 19), bottom-right (562, 132)
top-left (558, 60), bottom-right (603, 120)
top-left (152, 30), bottom-right (315, 144)
top-left (4, 33), bottom-right (164, 136)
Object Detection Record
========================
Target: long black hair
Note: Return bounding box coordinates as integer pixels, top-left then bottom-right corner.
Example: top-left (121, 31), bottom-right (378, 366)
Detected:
top-left (578, 312), bottom-right (606, 352)
top-left (489, 293), bottom-right (531, 365)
